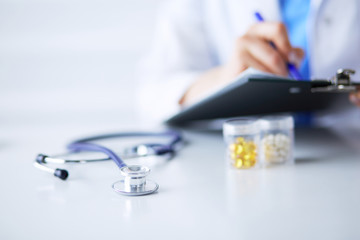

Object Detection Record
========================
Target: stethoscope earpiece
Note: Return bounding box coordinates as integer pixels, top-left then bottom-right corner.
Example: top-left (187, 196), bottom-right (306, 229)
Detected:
top-left (34, 154), bottom-right (69, 181)
top-left (54, 168), bottom-right (69, 180)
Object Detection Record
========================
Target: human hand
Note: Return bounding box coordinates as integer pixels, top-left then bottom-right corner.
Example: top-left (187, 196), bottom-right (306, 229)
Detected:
top-left (349, 87), bottom-right (360, 107)
top-left (180, 22), bottom-right (305, 106)
top-left (222, 22), bottom-right (304, 80)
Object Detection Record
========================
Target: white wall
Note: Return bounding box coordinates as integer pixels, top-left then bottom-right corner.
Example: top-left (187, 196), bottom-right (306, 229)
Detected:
top-left (0, 0), bottom-right (164, 124)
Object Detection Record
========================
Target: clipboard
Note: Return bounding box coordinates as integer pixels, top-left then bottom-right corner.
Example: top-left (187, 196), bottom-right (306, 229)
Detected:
top-left (166, 68), bottom-right (358, 125)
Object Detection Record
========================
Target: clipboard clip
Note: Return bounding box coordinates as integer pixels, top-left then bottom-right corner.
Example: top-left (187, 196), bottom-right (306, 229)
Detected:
top-left (311, 69), bottom-right (357, 93)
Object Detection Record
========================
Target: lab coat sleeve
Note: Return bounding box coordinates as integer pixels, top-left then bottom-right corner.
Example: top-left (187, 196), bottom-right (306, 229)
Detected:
top-left (136, 0), bottom-right (215, 123)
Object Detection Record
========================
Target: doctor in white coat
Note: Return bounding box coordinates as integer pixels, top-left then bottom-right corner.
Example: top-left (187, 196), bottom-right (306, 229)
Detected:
top-left (137, 0), bottom-right (360, 121)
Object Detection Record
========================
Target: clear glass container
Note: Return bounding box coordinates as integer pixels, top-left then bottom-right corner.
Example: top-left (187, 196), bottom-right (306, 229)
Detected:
top-left (223, 118), bottom-right (260, 169)
top-left (259, 115), bottom-right (294, 166)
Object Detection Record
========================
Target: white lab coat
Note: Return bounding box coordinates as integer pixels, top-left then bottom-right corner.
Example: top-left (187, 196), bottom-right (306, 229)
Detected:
top-left (137, 0), bottom-right (360, 122)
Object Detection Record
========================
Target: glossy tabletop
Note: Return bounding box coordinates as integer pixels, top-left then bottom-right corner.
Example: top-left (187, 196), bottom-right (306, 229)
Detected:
top-left (1, 118), bottom-right (360, 240)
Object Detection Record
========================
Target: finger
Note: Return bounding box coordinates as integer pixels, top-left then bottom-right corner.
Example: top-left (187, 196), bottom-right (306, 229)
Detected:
top-left (288, 47), bottom-right (305, 68)
top-left (244, 36), bottom-right (287, 76)
top-left (292, 47), bottom-right (305, 59)
top-left (239, 50), bottom-right (273, 73)
top-left (349, 90), bottom-right (360, 107)
top-left (248, 22), bottom-right (292, 60)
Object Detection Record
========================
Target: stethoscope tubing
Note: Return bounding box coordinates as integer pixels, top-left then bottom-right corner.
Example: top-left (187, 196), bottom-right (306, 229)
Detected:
top-left (67, 141), bottom-right (126, 168)
top-left (66, 130), bottom-right (182, 169)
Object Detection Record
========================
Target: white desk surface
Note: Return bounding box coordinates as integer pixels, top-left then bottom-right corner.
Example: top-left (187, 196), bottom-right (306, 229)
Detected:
top-left (1, 118), bottom-right (360, 240)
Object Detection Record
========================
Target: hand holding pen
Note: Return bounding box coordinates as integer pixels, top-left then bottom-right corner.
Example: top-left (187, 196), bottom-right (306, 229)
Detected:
top-left (180, 11), bottom-right (305, 105)
top-left (254, 12), bottom-right (303, 80)
top-left (221, 14), bottom-right (304, 81)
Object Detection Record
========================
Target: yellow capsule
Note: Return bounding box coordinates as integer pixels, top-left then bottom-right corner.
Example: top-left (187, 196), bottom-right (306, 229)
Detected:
top-left (234, 158), bottom-right (243, 168)
top-left (243, 153), bottom-right (251, 161)
top-left (237, 151), bottom-right (246, 159)
top-left (242, 144), bottom-right (249, 153)
top-left (248, 159), bottom-right (257, 168)
top-left (229, 143), bottom-right (237, 152)
top-left (243, 160), bottom-right (252, 168)
top-left (244, 141), bottom-right (256, 153)
top-left (235, 144), bottom-right (243, 154)
top-left (230, 152), bottom-right (237, 160)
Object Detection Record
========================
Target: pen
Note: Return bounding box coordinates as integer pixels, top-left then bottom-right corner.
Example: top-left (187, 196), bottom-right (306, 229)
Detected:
top-left (254, 12), bottom-right (303, 80)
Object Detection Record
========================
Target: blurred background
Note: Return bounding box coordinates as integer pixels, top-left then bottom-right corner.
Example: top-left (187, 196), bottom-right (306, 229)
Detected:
top-left (0, 0), bottom-right (164, 125)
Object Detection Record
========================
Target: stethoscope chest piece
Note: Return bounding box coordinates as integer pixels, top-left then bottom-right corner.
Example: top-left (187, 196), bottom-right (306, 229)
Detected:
top-left (112, 165), bottom-right (159, 196)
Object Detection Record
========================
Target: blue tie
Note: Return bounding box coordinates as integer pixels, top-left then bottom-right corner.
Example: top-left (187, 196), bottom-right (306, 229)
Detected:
top-left (280, 0), bottom-right (310, 80)
top-left (280, 0), bottom-right (312, 126)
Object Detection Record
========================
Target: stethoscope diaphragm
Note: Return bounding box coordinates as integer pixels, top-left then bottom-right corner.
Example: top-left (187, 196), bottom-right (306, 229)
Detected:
top-left (112, 165), bottom-right (159, 196)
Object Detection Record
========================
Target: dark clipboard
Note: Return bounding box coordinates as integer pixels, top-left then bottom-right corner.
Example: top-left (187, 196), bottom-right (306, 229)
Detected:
top-left (166, 69), bottom-right (358, 125)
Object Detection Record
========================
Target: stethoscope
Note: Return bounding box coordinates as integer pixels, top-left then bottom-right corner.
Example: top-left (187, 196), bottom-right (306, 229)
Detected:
top-left (34, 130), bottom-right (183, 196)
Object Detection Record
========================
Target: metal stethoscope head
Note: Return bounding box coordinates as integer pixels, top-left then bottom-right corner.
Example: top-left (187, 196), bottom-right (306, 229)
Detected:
top-left (34, 131), bottom-right (182, 196)
top-left (113, 165), bottom-right (159, 196)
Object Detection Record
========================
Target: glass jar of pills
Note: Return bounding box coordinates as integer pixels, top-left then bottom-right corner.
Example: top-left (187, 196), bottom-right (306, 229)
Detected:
top-left (259, 115), bottom-right (294, 165)
top-left (223, 118), bottom-right (260, 169)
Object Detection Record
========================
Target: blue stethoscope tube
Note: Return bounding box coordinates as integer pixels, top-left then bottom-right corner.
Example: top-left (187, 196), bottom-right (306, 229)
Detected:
top-left (67, 141), bottom-right (127, 169)
top-left (67, 130), bottom-right (182, 169)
